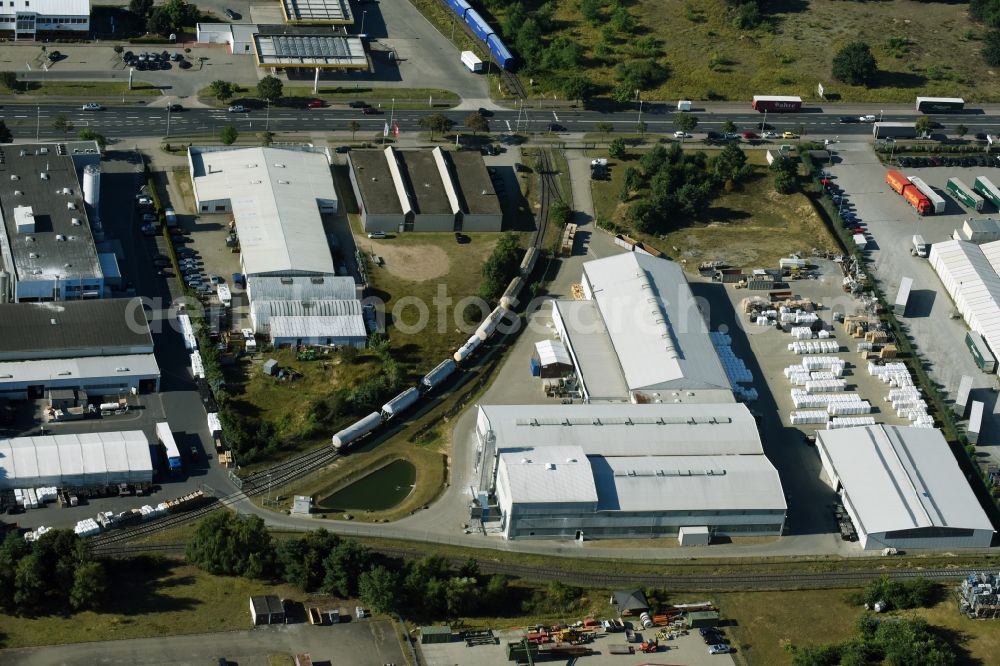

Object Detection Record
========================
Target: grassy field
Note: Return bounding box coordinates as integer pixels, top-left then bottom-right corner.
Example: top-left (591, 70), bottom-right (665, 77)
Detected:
top-left (591, 146), bottom-right (839, 270)
top-left (472, 0), bottom-right (997, 103)
top-left (717, 588), bottom-right (1000, 666)
top-left (0, 557), bottom-right (298, 649)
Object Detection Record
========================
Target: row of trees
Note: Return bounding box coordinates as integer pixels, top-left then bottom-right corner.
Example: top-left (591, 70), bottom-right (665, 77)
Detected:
top-left (129, 0), bottom-right (199, 37)
top-left (0, 530), bottom-right (107, 616)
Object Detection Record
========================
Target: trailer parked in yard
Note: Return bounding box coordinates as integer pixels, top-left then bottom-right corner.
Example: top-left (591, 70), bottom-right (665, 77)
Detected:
top-left (965, 331), bottom-right (997, 373)
top-left (886, 170), bottom-right (932, 215)
top-left (461, 50), bottom-right (483, 72)
top-left (156, 422), bottom-right (182, 475)
top-left (947, 178), bottom-right (984, 211)
top-left (974, 176), bottom-right (1000, 210)
top-left (908, 176), bottom-right (945, 213)
top-left (968, 400), bottom-right (984, 444)
top-left (916, 96), bottom-right (965, 113)
top-left (894, 277), bottom-right (913, 315)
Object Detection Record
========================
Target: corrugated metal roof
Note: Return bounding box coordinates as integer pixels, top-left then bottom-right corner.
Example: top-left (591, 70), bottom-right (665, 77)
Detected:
top-left (580, 253), bottom-right (732, 394)
top-left (497, 446), bottom-right (598, 504)
top-left (246, 275), bottom-right (356, 301)
top-left (0, 299), bottom-right (153, 359)
top-left (189, 147), bottom-right (337, 276)
top-left (592, 454), bottom-right (786, 512)
top-left (479, 403), bottom-right (764, 456)
top-left (0, 353), bottom-right (160, 386)
top-left (0, 430), bottom-right (153, 489)
top-left (534, 339), bottom-right (571, 367)
top-left (269, 315), bottom-right (366, 340)
top-left (816, 425), bottom-right (993, 536)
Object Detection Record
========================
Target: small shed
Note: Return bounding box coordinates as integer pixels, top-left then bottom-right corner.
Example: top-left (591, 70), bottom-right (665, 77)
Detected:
top-left (685, 610), bottom-right (720, 628)
top-left (531, 339), bottom-right (574, 378)
top-left (250, 595), bottom-right (285, 625)
top-left (678, 525), bottom-right (711, 546)
top-left (292, 495), bottom-right (313, 515)
top-left (420, 625), bottom-right (454, 644)
top-left (611, 589), bottom-right (649, 617)
top-left (263, 359), bottom-right (279, 376)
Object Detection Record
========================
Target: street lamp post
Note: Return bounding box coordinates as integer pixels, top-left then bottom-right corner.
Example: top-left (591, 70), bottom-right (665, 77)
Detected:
top-left (635, 89), bottom-right (643, 135)
top-left (265, 100), bottom-right (270, 131)
top-left (35, 105), bottom-right (39, 141)
top-left (361, 10), bottom-right (367, 35)
top-left (166, 105), bottom-right (171, 137)
top-left (761, 109), bottom-right (768, 132)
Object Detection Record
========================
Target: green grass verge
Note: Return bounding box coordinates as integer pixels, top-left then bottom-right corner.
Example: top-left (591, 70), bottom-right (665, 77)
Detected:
top-left (13, 81), bottom-right (160, 98)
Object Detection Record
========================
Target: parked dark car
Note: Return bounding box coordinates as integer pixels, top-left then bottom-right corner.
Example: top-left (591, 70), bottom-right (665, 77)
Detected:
top-left (168, 104), bottom-right (184, 112)
top-left (349, 100), bottom-right (368, 108)
top-left (178, 60), bottom-right (192, 69)
top-left (548, 123), bottom-right (566, 132)
top-left (334, 145), bottom-right (350, 154)
top-left (362, 106), bottom-right (380, 115)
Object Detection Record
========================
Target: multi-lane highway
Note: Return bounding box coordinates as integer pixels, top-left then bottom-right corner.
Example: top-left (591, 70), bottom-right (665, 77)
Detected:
top-left (3, 101), bottom-right (999, 140)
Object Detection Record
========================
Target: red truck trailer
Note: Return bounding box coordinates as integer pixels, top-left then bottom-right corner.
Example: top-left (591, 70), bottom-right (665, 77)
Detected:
top-left (885, 170), bottom-right (932, 215)
top-left (751, 95), bottom-right (802, 112)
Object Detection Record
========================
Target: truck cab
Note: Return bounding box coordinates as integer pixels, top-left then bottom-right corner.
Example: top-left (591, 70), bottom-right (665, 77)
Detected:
top-left (911, 234), bottom-right (929, 258)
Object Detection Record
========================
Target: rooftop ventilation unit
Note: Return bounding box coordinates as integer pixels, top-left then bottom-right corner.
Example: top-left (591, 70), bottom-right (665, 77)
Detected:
top-left (66, 202), bottom-right (75, 210)
top-left (70, 218), bottom-right (81, 226)
top-left (24, 236), bottom-right (34, 243)
top-left (40, 172), bottom-right (48, 180)
top-left (61, 188), bottom-right (71, 195)
top-left (39, 147), bottom-right (48, 155)
top-left (545, 463), bottom-right (556, 470)
top-left (13, 191), bottom-right (20, 196)
top-left (55, 235), bottom-right (65, 241)
top-left (274, 163), bottom-right (286, 168)
top-left (278, 180), bottom-right (289, 184)
top-left (50, 318), bottom-right (57, 325)
top-left (64, 263), bottom-right (71, 268)
top-left (9, 174), bottom-right (18, 181)
top-left (28, 252), bottom-right (38, 258)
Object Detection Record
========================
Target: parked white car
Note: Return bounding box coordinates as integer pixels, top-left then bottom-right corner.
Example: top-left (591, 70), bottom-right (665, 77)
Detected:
top-left (859, 114), bottom-right (877, 122)
top-left (673, 131), bottom-right (690, 138)
top-left (81, 103), bottom-right (104, 111)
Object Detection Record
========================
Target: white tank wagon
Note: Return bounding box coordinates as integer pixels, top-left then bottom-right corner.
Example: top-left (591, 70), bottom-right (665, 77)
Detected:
top-left (381, 387), bottom-right (420, 420)
top-left (422, 359), bottom-right (457, 391)
top-left (500, 276), bottom-right (524, 310)
top-left (475, 306), bottom-right (509, 342)
top-left (453, 335), bottom-right (482, 364)
top-left (331, 412), bottom-right (382, 451)
top-left (519, 247), bottom-right (539, 277)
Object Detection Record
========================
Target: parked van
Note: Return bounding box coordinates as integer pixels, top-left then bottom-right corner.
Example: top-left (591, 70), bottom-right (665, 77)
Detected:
top-left (367, 231), bottom-right (386, 239)
top-left (677, 100), bottom-right (692, 111)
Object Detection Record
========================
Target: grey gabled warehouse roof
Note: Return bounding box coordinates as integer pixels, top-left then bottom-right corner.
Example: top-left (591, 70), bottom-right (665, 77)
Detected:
top-left (269, 315), bottom-right (366, 340)
top-left (816, 425), bottom-right (993, 537)
top-left (0, 299), bottom-right (153, 360)
top-left (246, 275), bottom-right (357, 301)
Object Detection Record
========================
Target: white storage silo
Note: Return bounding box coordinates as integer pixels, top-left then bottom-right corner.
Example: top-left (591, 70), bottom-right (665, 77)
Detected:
top-left (83, 165), bottom-right (100, 221)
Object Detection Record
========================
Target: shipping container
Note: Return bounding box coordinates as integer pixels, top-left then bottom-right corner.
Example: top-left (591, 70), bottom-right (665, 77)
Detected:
top-left (974, 176), bottom-right (1000, 210)
top-left (331, 412), bottom-right (381, 450)
top-left (422, 359), bottom-right (457, 391)
top-left (873, 122), bottom-right (917, 139)
top-left (751, 95), bottom-right (802, 112)
top-left (464, 9), bottom-right (493, 43)
top-left (460, 50), bottom-right (482, 72)
top-left (916, 96), bottom-right (965, 113)
top-left (907, 176), bottom-right (945, 213)
top-left (965, 331), bottom-right (997, 373)
top-left (381, 387), bottom-right (420, 420)
top-left (486, 33), bottom-right (514, 71)
top-left (947, 177), bottom-right (984, 211)
top-left (156, 422), bottom-right (182, 474)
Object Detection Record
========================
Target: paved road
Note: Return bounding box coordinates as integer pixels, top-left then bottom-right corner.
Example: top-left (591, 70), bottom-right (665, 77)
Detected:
top-left (3, 102), bottom-right (1000, 142)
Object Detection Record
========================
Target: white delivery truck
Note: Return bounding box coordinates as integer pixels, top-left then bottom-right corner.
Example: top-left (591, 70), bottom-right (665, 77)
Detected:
top-left (461, 51), bottom-right (483, 72)
top-left (217, 284), bottom-right (231, 307)
top-left (911, 234), bottom-right (929, 258)
top-left (677, 100), bottom-right (692, 111)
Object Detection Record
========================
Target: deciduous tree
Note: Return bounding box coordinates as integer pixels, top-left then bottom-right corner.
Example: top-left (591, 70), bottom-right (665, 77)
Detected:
top-left (209, 80), bottom-right (236, 102)
top-left (464, 112), bottom-right (490, 136)
top-left (256, 75), bottom-right (283, 103)
top-left (418, 113), bottom-right (455, 140)
top-left (220, 125), bottom-right (238, 145)
top-left (832, 41), bottom-right (878, 86)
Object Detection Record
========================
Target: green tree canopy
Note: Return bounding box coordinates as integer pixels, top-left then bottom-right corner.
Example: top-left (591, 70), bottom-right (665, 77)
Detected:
top-left (832, 41), bottom-right (878, 86)
top-left (256, 75), bottom-right (283, 103)
top-left (674, 112), bottom-right (699, 133)
top-left (0, 120), bottom-right (12, 144)
top-left (209, 80), bottom-right (236, 102)
top-left (220, 125), bottom-right (238, 145)
top-left (359, 565), bottom-right (400, 613)
top-left (185, 512), bottom-right (273, 578)
top-left (464, 112), bottom-right (490, 136)
top-left (562, 75), bottom-right (594, 103)
top-left (418, 113), bottom-right (455, 140)
top-left (478, 232), bottom-right (521, 301)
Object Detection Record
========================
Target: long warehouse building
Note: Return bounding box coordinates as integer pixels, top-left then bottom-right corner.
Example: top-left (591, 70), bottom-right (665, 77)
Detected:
top-left (816, 424), bottom-right (994, 550)
top-left (0, 430), bottom-right (154, 489)
top-left (929, 239), bottom-right (1000, 364)
top-left (478, 402), bottom-right (786, 542)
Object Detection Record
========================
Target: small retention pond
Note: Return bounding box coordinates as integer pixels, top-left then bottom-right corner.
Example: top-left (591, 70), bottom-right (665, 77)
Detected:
top-left (317, 459), bottom-right (416, 511)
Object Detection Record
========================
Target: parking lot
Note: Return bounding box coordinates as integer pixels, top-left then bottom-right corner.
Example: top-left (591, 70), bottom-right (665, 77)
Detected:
top-left (826, 145), bottom-right (1000, 465)
top-left (419, 625), bottom-right (737, 666)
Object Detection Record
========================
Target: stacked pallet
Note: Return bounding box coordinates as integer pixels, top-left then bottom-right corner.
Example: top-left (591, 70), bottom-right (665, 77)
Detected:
top-left (788, 340), bottom-right (840, 354)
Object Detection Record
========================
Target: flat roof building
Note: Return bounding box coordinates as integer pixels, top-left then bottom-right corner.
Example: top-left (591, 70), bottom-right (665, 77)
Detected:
top-left (196, 23), bottom-right (366, 68)
top-left (0, 142), bottom-right (106, 302)
top-left (481, 403), bottom-right (786, 541)
top-left (347, 147), bottom-right (502, 233)
top-left (816, 425), bottom-right (994, 550)
top-left (188, 147), bottom-right (338, 278)
top-left (280, 0), bottom-right (353, 24)
top-left (0, 298), bottom-right (160, 397)
top-left (0, 0), bottom-right (90, 39)
top-left (551, 253), bottom-right (734, 403)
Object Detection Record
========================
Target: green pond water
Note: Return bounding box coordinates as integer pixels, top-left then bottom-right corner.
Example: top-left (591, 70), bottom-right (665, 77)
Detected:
top-left (318, 459), bottom-right (416, 511)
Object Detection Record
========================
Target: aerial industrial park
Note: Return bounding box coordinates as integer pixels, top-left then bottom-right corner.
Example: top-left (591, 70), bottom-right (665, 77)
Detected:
top-left (2, 0), bottom-right (1000, 665)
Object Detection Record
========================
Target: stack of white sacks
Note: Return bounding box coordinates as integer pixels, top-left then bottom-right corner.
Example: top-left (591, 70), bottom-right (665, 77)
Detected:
top-left (140, 503), bottom-right (170, 520)
top-left (24, 525), bottom-right (51, 542)
top-left (789, 340), bottom-right (840, 354)
top-left (74, 519), bottom-right (102, 537)
top-left (869, 361), bottom-right (934, 427)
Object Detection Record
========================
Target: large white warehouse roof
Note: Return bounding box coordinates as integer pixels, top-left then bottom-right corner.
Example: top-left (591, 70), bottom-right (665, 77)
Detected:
top-left (929, 239), bottom-right (1000, 358)
top-left (188, 147), bottom-right (337, 276)
top-left (0, 430), bottom-right (154, 489)
top-left (477, 402), bottom-right (763, 456)
top-left (579, 253), bottom-right (732, 396)
top-left (816, 425), bottom-right (993, 541)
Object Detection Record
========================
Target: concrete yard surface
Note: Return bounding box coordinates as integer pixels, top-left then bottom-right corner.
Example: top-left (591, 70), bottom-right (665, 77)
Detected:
top-left (419, 628), bottom-right (737, 666)
top-left (1, 620), bottom-right (406, 666)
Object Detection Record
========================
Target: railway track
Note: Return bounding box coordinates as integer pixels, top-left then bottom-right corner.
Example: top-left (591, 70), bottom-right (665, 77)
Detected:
top-left (500, 69), bottom-right (527, 100)
top-left (533, 149), bottom-right (562, 249)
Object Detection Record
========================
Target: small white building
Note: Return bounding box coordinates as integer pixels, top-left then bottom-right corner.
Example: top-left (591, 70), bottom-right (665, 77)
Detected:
top-left (0, 0), bottom-right (90, 39)
top-left (816, 424), bottom-right (994, 550)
